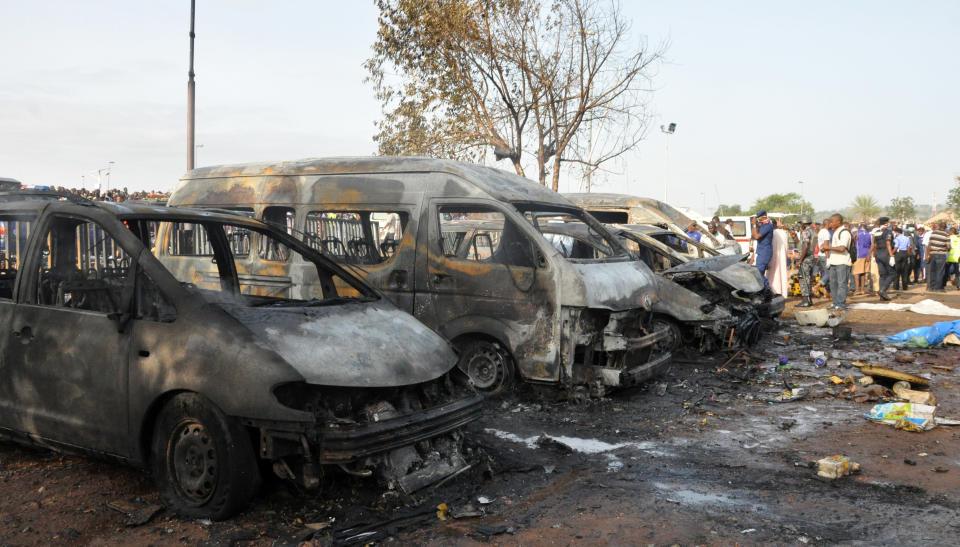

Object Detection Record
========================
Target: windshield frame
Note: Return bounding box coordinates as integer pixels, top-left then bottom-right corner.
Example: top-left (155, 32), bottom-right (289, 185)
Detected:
top-left (511, 201), bottom-right (634, 263)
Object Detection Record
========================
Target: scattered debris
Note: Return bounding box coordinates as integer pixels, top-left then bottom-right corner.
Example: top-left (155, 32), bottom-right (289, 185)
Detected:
top-left (817, 455), bottom-right (861, 479)
top-left (865, 402), bottom-right (937, 431)
top-left (105, 500), bottom-right (163, 527)
top-left (894, 353), bottom-right (917, 364)
top-left (472, 524), bottom-right (516, 537)
top-left (893, 382), bottom-right (936, 405)
top-left (856, 365), bottom-right (930, 387)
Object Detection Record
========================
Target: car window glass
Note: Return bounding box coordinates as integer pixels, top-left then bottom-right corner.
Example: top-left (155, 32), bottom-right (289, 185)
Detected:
top-left (35, 217), bottom-right (133, 314)
top-left (0, 217), bottom-right (32, 300)
top-left (304, 210), bottom-right (407, 265)
top-left (438, 206), bottom-right (533, 267)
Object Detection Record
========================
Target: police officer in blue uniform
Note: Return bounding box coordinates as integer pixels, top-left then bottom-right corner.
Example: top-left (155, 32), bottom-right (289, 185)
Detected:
top-left (751, 209), bottom-right (774, 288)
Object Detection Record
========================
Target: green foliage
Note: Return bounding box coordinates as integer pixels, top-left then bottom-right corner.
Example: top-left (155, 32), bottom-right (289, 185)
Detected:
top-left (714, 204), bottom-right (743, 216)
top-left (848, 194), bottom-right (882, 222)
top-left (948, 176), bottom-right (960, 215)
top-left (749, 193), bottom-right (813, 215)
top-left (887, 196), bottom-right (916, 221)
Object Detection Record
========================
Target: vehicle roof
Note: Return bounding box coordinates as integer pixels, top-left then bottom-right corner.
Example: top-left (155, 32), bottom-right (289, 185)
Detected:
top-left (178, 156), bottom-right (570, 206)
top-left (0, 192), bottom-right (279, 228)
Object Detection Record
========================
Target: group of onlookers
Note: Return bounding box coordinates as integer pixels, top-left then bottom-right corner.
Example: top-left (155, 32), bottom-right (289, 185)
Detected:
top-left (755, 213), bottom-right (959, 311)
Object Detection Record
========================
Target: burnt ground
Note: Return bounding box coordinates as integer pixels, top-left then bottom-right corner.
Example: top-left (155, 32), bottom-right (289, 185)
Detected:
top-left (2, 287), bottom-right (960, 545)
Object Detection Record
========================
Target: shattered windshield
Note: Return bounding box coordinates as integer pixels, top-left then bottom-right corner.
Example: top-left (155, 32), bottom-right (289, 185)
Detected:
top-left (515, 204), bottom-right (629, 262)
top-left (134, 218), bottom-right (377, 307)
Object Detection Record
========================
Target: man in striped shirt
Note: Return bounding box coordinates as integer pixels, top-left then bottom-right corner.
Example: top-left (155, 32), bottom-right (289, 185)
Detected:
top-left (926, 222), bottom-right (951, 291)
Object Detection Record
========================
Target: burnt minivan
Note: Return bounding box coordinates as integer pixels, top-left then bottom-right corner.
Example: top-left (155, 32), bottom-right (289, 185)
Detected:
top-left (169, 157), bottom-right (671, 397)
top-left (565, 193), bottom-right (741, 255)
top-left (0, 192), bottom-right (481, 519)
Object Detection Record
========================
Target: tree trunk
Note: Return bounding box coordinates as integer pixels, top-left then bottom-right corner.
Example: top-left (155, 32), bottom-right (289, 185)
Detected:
top-left (551, 157), bottom-right (561, 192)
top-left (511, 158), bottom-right (525, 177)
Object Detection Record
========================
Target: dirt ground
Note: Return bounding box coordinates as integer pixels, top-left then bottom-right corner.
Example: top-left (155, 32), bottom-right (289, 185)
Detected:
top-left (2, 285), bottom-right (960, 545)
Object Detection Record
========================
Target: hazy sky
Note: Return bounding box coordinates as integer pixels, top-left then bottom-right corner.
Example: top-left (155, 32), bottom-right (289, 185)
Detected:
top-left (1, 1), bottom-right (957, 215)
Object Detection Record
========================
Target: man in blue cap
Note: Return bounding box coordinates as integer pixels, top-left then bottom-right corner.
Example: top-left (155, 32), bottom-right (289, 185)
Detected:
top-left (751, 210), bottom-right (774, 287)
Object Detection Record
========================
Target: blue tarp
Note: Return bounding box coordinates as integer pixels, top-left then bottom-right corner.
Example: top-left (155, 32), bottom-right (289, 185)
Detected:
top-left (886, 319), bottom-right (960, 347)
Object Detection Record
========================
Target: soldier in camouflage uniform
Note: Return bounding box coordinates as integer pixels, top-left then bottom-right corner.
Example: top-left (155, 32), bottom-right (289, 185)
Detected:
top-left (796, 215), bottom-right (816, 307)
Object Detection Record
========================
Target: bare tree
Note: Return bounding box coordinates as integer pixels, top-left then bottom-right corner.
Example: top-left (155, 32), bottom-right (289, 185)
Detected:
top-left (366, 0), bottom-right (665, 190)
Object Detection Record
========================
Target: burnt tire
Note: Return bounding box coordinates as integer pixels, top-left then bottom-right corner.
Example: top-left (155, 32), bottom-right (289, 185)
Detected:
top-left (651, 317), bottom-right (683, 352)
top-left (150, 393), bottom-right (261, 520)
top-left (456, 340), bottom-right (514, 397)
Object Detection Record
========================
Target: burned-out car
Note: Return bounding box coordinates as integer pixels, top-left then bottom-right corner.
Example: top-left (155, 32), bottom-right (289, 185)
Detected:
top-left (169, 157), bottom-right (672, 397)
top-left (541, 221), bottom-right (784, 352)
top-left (0, 192), bottom-right (482, 519)
top-left (564, 192), bottom-right (741, 256)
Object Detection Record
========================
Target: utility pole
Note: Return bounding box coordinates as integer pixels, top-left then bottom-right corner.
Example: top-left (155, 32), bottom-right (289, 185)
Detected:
top-left (187, 0), bottom-right (197, 171)
top-left (798, 180), bottom-right (804, 216)
top-left (660, 122), bottom-right (677, 202)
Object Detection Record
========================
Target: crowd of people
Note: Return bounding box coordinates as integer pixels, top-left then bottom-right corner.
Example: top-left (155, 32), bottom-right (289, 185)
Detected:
top-left (705, 211), bottom-right (959, 312)
top-left (36, 186), bottom-right (170, 203)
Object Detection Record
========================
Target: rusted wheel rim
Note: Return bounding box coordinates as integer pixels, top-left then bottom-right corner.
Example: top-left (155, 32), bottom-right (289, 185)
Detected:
top-left (464, 347), bottom-right (505, 391)
top-left (170, 420), bottom-right (218, 505)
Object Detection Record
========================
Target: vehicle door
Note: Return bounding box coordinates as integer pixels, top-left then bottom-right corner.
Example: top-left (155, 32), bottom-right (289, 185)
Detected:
top-left (301, 207), bottom-right (417, 312)
top-left (415, 200), bottom-right (557, 380)
top-left (3, 213), bottom-right (134, 454)
top-left (0, 215), bottom-right (35, 430)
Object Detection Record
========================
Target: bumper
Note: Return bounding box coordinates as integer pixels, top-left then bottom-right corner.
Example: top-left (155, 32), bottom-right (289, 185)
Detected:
top-left (251, 392), bottom-right (484, 464)
top-left (758, 295), bottom-right (786, 318)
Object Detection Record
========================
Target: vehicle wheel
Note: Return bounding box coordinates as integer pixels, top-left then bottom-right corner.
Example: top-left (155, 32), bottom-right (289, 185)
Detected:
top-left (456, 340), bottom-right (514, 397)
top-left (150, 393), bottom-right (261, 520)
top-left (651, 317), bottom-right (682, 352)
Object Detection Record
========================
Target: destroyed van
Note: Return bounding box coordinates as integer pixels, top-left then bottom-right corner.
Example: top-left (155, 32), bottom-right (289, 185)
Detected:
top-left (0, 192), bottom-right (482, 519)
top-left (564, 193), bottom-right (741, 255)
top-left (539, 221), bottom-right (767, 351)
top-left (169, 157), bottom-right (671, 397)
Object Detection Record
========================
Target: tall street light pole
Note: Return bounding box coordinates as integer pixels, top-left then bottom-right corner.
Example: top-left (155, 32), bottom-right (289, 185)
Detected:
top-left (798, 180), bottom-right (804, 216)
top-left (660, 123), bottom-right (677, 202)
top-left (187, 0), bottom-right (197, 171)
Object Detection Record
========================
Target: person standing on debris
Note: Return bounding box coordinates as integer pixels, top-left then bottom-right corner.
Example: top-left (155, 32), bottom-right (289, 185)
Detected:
top-left (853, 223), bottom-right (873, 295)
top-left (910, 226), bottom-right (924, 283)
top-left (947, 226), bottom-right (960, 289)
top-left (823, 214), bottom-right (853, 310)
top-left (796, 215), bottom-right (817, 307)
top-left (767, 219), bottom-right (790, 296)
top-left (871, 216), bottom-right (895, 300)
top-left (751, 210), bottom-right (774, 288)
top-left (926, 222), bottom-right (951, 291)
top-left (892, 227), bottom-right (912, 291)
top-left (814, 219), bottom-right (833, 296)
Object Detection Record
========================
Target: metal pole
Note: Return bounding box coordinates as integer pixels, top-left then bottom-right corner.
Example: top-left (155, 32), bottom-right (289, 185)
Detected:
top-left (798, 180), bottom-right (804, 216)
top-left (187, 0), bottom-right (196, 171)
top-left (663, 133), bottom-right (670, 202)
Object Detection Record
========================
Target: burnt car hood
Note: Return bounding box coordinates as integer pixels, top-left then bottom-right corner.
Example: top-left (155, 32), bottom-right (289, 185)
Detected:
top-left (219, 299), bottom-right (458, 388)
top-left (566, 260), bottom-right (659, 311)
top-left (665, 254), bottom-right (764, 293)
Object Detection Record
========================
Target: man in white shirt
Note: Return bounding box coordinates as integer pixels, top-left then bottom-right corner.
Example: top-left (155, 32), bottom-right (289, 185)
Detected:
top-left (823, 213), bottom-right (853, 310)
top-left (815, 219), bottom-right (833, 293)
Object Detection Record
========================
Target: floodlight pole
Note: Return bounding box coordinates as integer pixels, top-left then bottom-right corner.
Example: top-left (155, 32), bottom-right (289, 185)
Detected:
top-left (660, 123), bottom-right (676, 202)
top-left (187, 0), bottom-right (196, 171)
